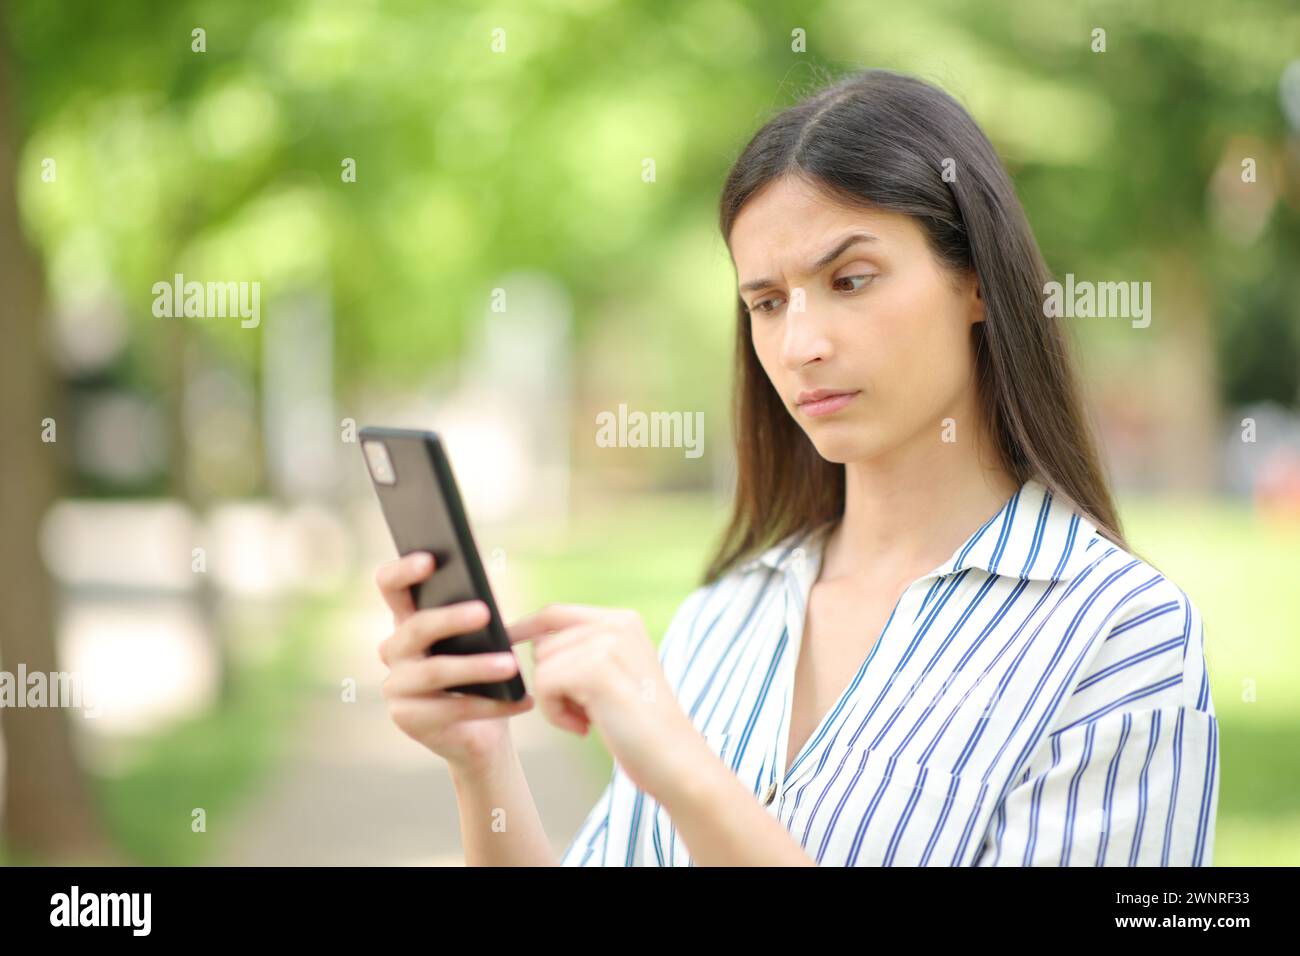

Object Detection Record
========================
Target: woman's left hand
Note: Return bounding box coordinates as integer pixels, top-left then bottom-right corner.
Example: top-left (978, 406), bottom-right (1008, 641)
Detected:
top-left (506, 603), bottom-right (700, 796)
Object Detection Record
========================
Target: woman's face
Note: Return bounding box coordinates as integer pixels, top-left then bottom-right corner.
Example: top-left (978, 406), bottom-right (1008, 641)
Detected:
top-left (728, 174), bottom-right (985, 466)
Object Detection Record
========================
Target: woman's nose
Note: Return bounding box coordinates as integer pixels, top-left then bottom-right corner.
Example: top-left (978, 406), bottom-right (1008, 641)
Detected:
top-left (780, 294), bottom-right (831, 368)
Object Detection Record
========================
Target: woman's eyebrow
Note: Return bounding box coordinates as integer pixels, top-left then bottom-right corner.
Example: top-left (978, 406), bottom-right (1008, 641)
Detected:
top-left (737, 231), bottom-right (880, 294)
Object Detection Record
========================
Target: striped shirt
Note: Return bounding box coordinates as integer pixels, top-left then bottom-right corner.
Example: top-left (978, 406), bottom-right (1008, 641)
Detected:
top-left (560, 477), bottom-right (1220, 866)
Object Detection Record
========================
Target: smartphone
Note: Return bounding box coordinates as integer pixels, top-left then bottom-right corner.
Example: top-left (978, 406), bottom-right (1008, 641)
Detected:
top-left (359, 426), bottom-right (525, 702)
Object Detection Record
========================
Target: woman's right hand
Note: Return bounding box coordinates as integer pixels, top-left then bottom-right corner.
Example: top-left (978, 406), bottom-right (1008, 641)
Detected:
top-left (375, 551), bottom-right (535, 771)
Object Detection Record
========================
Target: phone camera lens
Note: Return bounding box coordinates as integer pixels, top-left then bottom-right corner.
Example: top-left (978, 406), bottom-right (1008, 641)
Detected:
top-left (363, 440), bottom-right (397, 485)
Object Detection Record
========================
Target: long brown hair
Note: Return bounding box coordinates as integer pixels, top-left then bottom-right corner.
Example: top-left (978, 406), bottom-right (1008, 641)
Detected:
top-left (702, 69), bottom-right (1127, 586)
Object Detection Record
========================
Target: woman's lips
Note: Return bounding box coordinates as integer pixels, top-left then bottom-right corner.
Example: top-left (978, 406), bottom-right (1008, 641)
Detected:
top-left (797, 390), bottom-right (861, 417)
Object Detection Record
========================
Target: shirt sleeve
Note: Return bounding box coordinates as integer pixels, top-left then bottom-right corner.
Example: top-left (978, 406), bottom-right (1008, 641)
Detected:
top-left (974, 579), bottom-right (1220, 867)
top-left (558, 584), bottom-right (715, 866)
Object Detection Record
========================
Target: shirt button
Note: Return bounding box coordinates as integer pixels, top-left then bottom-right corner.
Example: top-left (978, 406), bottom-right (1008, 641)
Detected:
top-left (762, 781), bottom-right (777, 806)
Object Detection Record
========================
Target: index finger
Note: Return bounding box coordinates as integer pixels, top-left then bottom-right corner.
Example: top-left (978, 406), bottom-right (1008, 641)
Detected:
top-left (505, 603), bottom-right (607, 644)
top-left (375, 551), bottom-right (435, 620)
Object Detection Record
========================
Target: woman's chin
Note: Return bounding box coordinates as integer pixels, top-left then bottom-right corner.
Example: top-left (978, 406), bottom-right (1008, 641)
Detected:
top-left (808, 433), bottom-right (883, 465)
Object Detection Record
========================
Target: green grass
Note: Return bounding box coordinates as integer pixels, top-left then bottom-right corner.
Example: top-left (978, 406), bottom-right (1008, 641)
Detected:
top-left (515, 491), bottom-right (727, 644)
top-left (514, 490), bottom-right (1300, 866)
top-left (91, 596), bottom-right (339, 865)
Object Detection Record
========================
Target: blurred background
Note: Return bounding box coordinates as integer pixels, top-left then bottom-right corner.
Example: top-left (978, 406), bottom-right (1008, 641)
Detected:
top-left (0, 0), bottom-right (1297, 866)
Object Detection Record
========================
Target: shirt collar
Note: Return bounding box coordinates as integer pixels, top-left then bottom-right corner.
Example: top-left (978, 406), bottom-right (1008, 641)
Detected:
top-left (736, 478), bottom-right (1099, 583)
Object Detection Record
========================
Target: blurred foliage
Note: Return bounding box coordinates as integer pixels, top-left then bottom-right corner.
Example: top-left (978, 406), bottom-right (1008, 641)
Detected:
top-left (6, 0), bottom-right (1299, 498)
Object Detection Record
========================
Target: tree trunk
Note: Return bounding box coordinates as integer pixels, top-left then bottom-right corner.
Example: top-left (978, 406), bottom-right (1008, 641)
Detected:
top-left (0, 14), bottom-right (115, 862)
top-left (1155, 247), bottom-right (1221, 493)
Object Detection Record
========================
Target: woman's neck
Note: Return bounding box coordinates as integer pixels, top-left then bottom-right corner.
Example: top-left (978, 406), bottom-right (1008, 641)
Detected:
top-left (820, 424), bottom-right (1021, 585)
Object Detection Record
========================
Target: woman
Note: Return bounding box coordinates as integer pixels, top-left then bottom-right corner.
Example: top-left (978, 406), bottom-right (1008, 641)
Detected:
top-left (374, 69), bottom-right (1220, 866)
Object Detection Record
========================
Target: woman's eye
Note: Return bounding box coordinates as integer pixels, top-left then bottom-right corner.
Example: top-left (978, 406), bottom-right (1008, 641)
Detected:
top-left (750, 295), bottom-right (785, 315)
top-left (833, 274), bottom-right (876, 293)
